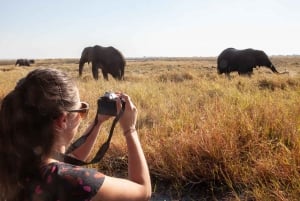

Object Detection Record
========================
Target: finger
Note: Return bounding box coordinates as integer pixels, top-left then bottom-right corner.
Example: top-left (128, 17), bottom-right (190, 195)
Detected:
top-left (118, 94), bottom-right (137, 115)
top-left (115, 97), bottom-right (122, 112)
top-left (120, 94), bottom-right (134, 108)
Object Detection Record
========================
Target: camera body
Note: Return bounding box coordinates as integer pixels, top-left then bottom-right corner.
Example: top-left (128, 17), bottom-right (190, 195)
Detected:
top-left (97, 92), bottom-right (120, 116)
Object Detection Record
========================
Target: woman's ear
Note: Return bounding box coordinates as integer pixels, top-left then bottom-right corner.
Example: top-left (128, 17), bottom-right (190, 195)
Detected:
top-left (54, 113), bottom-right (68, 130)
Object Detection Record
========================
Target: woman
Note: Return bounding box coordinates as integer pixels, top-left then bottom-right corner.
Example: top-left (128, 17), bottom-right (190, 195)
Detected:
top-left (0, 68), bottom-right (151, 201)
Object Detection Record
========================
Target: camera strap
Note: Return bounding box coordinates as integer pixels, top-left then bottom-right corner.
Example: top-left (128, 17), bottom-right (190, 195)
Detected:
top-left (54, 103), bottom-right (125, 166)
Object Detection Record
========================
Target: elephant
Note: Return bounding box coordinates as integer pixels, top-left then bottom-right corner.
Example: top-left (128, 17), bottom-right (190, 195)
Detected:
top-left (15, 59), bottom-right (35, 66)
top-left (217, 48), bottom-right (279, 76)
top-left (79, 45), bottom-right (125, 80)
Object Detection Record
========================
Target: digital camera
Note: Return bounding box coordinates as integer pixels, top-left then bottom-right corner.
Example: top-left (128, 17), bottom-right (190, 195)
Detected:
top-left (97, 92), bottom-right (121, 116)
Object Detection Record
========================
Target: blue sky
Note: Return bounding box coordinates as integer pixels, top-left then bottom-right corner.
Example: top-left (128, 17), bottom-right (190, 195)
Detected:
top-left (0, 0), bottom-right (299, 59)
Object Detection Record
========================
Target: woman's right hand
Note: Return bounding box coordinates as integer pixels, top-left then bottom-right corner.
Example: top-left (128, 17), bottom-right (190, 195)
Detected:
top-left (92, 94), bottom-right (151, 200)
top-left (117, 93), bottom-right (137, 135)
top-left (93, 93), bottom-right (151, 201)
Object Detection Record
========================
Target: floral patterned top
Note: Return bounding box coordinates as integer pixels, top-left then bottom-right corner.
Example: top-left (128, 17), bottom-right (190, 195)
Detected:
top-left (27, 162), bottom-right (105, 201)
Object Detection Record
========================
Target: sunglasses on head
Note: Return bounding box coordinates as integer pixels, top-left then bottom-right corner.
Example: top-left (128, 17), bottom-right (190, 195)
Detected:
top-left (67, 102), bottom-right (89, 119)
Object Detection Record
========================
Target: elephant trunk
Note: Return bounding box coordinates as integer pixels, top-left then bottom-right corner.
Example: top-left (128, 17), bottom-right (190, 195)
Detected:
top-left (270, 64), bottom-right (279, 73)
top-left (79, 60), bottom-right (85, 76)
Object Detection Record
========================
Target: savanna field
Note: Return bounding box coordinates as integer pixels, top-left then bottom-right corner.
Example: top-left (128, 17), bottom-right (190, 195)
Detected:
top-left (1, 57), bottom-right (300, 200)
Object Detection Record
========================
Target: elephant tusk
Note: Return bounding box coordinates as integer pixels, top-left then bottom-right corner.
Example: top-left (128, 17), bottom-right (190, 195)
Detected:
top-left (278, 70), bottom-right (289, 74)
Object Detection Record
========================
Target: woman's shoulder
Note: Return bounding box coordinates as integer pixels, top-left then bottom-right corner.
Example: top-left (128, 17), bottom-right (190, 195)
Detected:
top-left (38, 162), bottom-right (105, 199)
top-left (42, 161), bottom-right (105, 180)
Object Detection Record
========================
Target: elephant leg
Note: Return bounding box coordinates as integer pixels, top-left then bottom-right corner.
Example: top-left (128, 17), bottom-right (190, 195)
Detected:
top-left (117, 70), bottom-right (122, 80)
top-left (111, 71), bottom-right (121, 80)
top-left (248, 69), bottom-right (254, 77)
top-left (225, 73), bottom-right (231, 79)
top-left (101, 69), bottom-right (109, 80)
top-left (92, 63), bottom-right (99, 80)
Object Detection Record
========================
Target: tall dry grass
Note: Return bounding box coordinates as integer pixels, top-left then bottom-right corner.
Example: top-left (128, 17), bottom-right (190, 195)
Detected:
top-left (1, 57), bottom-right (300, 200)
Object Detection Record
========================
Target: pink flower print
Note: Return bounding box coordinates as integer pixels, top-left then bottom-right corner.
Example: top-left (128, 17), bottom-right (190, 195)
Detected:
top-left (51, 165), bottom-right (57, 173)
top-left (61, 167), bottom-right (68, 172)
top-left (78, 178), bottom-right (83, 185)
top-left (74, 166), bottom-right (82, 171)
top-left (47, 175), bottom-right (52, 183)
top-left (35, 185), bottom-right (43, 194)
top-left (83, 185), bottom-right (92, 192)
top-left (64, 175), bottom-right (77, 186)
top-left (94, 172), bottom-right (105, 178)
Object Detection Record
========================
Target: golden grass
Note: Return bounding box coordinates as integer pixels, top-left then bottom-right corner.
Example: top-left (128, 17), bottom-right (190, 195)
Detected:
top-left (1, 57), bottom-right (300, 200)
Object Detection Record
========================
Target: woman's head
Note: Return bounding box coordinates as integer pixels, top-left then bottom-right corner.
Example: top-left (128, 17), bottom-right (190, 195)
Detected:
top-left (0, 68), bottom-right (80, 200)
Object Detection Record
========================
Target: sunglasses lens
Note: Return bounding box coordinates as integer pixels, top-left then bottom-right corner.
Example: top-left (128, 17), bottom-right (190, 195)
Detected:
top-left (79, 112), bottom-right (87, 119)
top-left (79, 102), bottom-right (89, 119)
top-left (67, 102), bottom-right (89, 119)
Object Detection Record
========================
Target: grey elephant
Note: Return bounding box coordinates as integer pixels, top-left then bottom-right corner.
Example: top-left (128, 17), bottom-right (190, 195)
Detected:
top-left (217, 48), bottom-right (279, 76)
top-left (15, 59), bottom-right (35, 67)
top-left (79, 45), bottom-right (125, 80)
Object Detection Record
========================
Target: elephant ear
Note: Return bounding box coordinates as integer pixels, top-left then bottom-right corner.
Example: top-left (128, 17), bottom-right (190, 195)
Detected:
top-left (219, 60), bottom-right (228, 69)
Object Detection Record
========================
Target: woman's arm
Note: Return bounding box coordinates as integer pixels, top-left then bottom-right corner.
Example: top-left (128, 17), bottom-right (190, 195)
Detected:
top-left (93, 130), bottom-right (151, 201)
top-left (70, 116), bottom-right (108, 161)
top-left (92, 94), bottom-right (152, 201)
